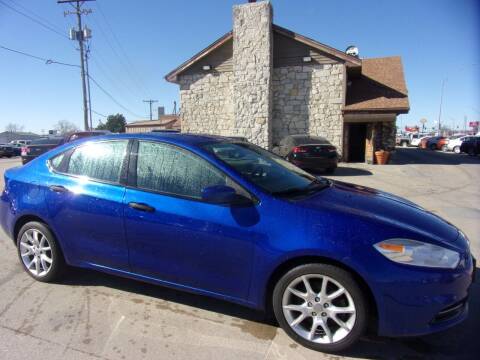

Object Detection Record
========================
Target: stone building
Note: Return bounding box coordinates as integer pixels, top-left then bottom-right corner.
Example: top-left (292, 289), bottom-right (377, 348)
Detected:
top-left (165, 1), bottom-right (409, 163)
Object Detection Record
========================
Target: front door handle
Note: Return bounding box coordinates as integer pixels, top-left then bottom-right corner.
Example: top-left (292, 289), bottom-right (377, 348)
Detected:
top-left (128, 202), bottom-right (155, 213)
top-left (49, 185), bottom-right (69, 193)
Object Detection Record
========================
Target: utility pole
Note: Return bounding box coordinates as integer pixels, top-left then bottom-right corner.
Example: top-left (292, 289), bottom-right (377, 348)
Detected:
top-left (85, 45), bottom-right (93, 130)
top-left (437, 78), bottom-right (446, 135)
top-left (58, 0), bottom-right (94, 131)
top-left (143, 99), bottom-right (158, 120)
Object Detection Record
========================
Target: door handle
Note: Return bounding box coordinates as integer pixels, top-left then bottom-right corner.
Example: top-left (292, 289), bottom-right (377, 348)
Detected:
top-left (128, 202), bottom-right (155, 213)
top-left (49, 185), bottom-right (69, 193)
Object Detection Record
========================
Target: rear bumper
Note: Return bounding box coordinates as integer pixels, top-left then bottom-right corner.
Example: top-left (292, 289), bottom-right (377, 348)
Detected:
top-left (290, 157), bottom-right (338, 170)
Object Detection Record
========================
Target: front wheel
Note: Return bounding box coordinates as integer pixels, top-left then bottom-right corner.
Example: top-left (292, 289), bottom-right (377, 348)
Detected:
top-left (17, 221), bottom-right (66, 282)
top-left (273, 264), bottom-right (368, 352)
top-left (453, 146), bottom-right (461, 154)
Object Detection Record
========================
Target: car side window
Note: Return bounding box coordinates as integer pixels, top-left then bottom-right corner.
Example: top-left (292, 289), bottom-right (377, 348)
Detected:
top-left (136, 141), bottom-right (230, 199)
top-left (67, 140), bottom-right (128, 183)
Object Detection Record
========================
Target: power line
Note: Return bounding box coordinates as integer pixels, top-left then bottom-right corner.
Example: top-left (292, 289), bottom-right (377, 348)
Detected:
top-left (88, 12), bottom-right (148, 101)
top-left (0, 0), bottom-right (69, 39)
top-left (88, 75), bottom-right (144, 118)
top-left (0, 44), bottom-right (78, 67)
top-left (0, 43), bottom-right (144, 119)
top-left (6, 0), bottom-right (66, 34)
top-left (94, 0), bottom-right (152, 98)
top-left (91, 109), bottom-right (106, 117)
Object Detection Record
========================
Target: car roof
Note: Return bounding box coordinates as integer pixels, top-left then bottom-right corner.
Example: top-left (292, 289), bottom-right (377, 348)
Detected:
top-left (77, 132), bottom-right (236, 146)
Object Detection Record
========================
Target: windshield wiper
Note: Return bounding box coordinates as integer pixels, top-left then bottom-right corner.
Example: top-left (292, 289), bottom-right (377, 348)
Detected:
top-left (273, 178), bottom-right (330, 197)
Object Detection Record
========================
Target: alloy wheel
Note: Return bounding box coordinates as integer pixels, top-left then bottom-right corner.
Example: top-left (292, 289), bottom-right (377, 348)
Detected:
top-left (282, 274), bottom-right (356, 344)
top-left (20, 229), bottom-right (53, 277)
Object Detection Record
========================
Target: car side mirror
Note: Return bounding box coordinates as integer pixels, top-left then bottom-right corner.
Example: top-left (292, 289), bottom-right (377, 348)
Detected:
top-left (201, 185), bottom-right (253, 206)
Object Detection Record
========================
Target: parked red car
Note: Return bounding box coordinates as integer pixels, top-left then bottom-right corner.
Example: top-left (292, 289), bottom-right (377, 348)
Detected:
top-left (423, 136), bottom-right (446, 150)
top-left (21, 131), bottom-right (110, 164)
top-left (420, 137), bottom-right (431, 149)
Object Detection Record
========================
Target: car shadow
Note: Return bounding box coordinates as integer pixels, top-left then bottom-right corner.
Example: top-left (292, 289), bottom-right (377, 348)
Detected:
top-left (58, 267), bottom-right (273, 325)
top-left (311, 167), bottom-right (373, 177)
top-left (58, 266), bottom-right (479, 359)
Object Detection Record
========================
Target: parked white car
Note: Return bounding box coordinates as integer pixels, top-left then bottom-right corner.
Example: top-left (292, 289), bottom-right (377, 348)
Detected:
top-left (445, 135), bottom-right (475, 153)
top-left (411, 135), bottom-right (429, 147)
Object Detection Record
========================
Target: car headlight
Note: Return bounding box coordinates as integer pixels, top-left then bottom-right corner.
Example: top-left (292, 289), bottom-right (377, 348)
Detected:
top-left (374, 239), bottom-right (460, 269)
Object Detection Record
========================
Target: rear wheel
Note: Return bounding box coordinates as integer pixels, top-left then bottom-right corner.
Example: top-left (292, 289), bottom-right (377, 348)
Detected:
top-left (273, 264), bottom-right (368, 352)
top-left (441, 145), bottom-right (448, 152)
top-left (17, 221), bottom-right (66, 282)
top-left (453, 146), bottom-right (460, 154)
top-left (468, 147), bottom-right (477, 156)
top-left (430, 144), bottom-right (437, 150)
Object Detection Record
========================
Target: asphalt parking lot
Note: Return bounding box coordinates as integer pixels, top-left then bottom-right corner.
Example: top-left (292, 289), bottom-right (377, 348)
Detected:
top-left (0, 149), bottom-right (478, 360)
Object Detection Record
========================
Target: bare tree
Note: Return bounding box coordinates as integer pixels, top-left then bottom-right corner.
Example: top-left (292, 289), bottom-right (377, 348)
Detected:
top-left (54, 120), bottom-right (79, 135)
top-left (5, 123), bottom-right (24, 133)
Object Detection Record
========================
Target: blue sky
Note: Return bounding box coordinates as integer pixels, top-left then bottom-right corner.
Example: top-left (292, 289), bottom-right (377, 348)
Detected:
top-left (0, 0), bottom-right (478, 134)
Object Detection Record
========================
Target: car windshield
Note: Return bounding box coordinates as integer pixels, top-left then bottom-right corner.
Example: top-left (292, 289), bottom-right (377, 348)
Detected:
top-left (203, 142), bottom-right (329, 196)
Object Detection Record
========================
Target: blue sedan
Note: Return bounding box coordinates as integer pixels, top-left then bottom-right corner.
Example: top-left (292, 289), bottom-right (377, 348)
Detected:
top-left (0, 133), bottom-right (474, 352)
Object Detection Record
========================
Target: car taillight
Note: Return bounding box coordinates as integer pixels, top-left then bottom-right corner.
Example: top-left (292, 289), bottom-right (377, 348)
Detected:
top-left (21, 147), bottom-right (29, 156)
top-left (292, 146), bottom-right (308, 153)
top-left (326, 146), bottom-right (337, 152)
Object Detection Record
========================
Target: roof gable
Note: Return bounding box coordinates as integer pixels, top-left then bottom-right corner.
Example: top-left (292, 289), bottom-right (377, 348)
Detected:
top-left (165, 25), bottom-right (361, 83)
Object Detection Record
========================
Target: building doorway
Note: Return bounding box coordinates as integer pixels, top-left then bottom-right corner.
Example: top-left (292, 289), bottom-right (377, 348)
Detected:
top-left (348, 123), bottom-right (367, 162)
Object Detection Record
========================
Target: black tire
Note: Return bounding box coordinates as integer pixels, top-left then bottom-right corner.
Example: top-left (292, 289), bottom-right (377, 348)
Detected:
top-left (429, 143), bottom-right (437, 150)
top-left (16, 221), bottom-right (66, 283)
top-left (468, 147), bottom-right (476, 156)
top-left (273, 263), bottom-right (368, 353)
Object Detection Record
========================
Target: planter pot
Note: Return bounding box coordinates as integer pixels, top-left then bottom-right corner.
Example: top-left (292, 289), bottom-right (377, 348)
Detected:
top-left (375, 150), bottom-right (390, 165)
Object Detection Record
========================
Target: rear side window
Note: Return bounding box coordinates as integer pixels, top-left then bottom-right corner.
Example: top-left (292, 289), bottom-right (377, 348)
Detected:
top-left (67, 141), bottom-right (128, 183)
top-left (50, 153), bottom-right (65, 170)
top-left (136, 141), bottom-right (227, 199)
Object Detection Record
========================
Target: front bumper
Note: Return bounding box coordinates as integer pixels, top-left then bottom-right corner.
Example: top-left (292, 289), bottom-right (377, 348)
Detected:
top-left (375, 255), bottom-right (475, 337)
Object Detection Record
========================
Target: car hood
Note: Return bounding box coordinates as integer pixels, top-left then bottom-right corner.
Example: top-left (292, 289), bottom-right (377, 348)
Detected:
top-left (298, 180), bottom-right (459, 243)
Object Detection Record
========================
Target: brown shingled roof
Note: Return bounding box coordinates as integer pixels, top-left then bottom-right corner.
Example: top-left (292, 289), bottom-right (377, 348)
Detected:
top-left (126, 115), bottom-right (181, 129)
top-left (345, 56), bottom-right (409, 113)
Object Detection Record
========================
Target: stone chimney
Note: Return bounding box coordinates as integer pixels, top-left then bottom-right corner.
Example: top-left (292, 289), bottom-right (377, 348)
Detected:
top-left (232, 1), bottom-right (273, 149)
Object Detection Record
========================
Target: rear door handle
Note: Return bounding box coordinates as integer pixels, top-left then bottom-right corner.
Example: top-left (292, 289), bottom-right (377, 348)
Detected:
top-left (49, 185), bottom-right (69, 193)
top-left (128, 202), bottom-right (155, 213)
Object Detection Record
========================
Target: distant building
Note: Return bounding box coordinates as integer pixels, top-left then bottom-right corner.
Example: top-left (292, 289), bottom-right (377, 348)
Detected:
top-left (125, 115), bottom-right (180, 133)
top-left (0, 131), bottom-right (41, 144)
